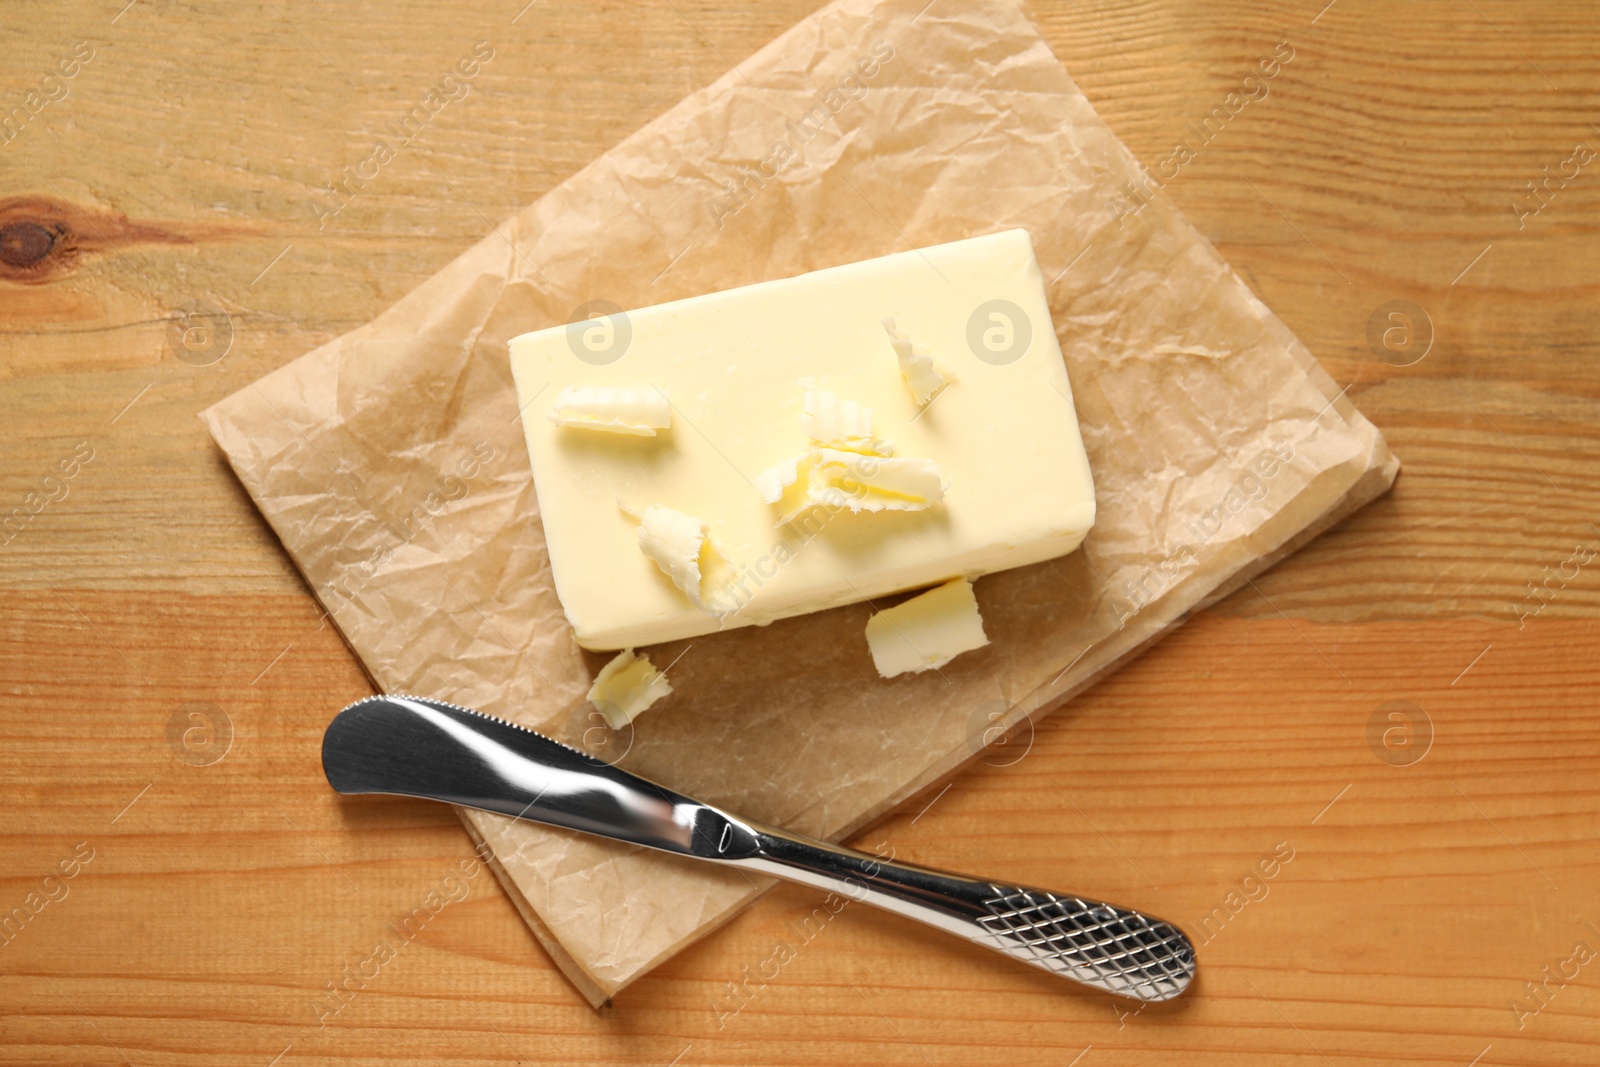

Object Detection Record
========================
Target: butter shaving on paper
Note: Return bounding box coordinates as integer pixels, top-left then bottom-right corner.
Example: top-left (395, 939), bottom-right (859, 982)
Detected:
top-left (586, 649), bottom-right (673, 728)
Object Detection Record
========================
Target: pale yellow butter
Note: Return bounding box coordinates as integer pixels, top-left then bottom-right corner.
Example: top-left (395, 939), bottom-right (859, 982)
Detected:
top-left (864, 577), bottom-right (989, 677)
top-left (629, 503), bottom-right (719, 609)
top-left (765, 448), bottom-right (946, 525)
top-left (549, 385), bottom-right (671, 436)
top-left (586, 649), bottom-right (672, 728)
top-left (882, 318), bottom-right (954, 406)
top-left (509, 228), bottom-right (1096, 650)
top-left (801, 385), bottom-right (890, 455)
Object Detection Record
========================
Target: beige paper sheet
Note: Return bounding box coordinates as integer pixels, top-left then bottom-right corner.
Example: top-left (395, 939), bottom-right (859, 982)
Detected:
top-left (203, 0), bottom-right (1397, 1006)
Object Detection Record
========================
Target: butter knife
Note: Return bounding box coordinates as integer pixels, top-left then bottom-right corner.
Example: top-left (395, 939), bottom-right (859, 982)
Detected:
top-left (321, 694), bottom-right (1196, 1001)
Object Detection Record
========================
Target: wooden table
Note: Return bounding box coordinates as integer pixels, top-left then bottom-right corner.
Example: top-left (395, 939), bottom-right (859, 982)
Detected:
top-left (4, 2), bottom-right (1597, 1064)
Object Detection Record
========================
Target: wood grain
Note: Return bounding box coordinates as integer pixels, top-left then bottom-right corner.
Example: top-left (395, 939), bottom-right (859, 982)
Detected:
top-left (3, 1), bottom-right (1598, 1064)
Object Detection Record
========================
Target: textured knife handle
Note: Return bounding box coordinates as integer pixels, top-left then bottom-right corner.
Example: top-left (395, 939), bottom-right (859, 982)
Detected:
top-left (739, 829), bottom-right (1195, 1002)
top-left (965, 882), bottom-right (1194, 1000)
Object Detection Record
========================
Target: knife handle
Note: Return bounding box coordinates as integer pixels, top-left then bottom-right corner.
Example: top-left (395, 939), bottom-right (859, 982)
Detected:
top-left (737, 824), bottom-right (1194, 1002)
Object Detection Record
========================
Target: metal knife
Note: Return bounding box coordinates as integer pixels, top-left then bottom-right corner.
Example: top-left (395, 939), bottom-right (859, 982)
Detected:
top-left (321, 694), bottom-right (1196, 1002)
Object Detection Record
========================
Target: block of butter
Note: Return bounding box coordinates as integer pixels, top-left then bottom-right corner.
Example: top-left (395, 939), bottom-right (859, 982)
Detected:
top-left (509, 229), bottom-right (1095, 650)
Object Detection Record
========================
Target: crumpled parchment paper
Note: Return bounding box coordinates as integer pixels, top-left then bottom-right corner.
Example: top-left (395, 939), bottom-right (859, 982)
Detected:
top-left (203, 0), bottom-right (1397, 1006)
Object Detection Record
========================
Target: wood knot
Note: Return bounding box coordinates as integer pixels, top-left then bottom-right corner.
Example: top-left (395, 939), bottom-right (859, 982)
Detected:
top-left (0, 195), bottom-right (191, 285)
top-left (0, 221), bottom-right (57, 268)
